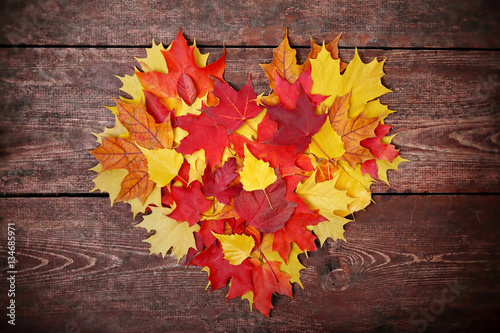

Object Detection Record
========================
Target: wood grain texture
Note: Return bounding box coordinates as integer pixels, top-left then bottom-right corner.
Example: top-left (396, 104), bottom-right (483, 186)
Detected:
top-left (0, 47), bottom-right (499, 194)
top-left (0, 0), bottom-right (498, 48)
top-left (0, 195), bottom-right (498, 332)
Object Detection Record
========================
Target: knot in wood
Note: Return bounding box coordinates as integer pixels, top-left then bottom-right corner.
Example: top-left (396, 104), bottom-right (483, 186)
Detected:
top-left (326, 260), bottom-right (351, 291)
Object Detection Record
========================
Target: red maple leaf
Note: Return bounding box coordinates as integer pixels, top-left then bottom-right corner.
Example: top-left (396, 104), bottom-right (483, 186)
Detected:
top-left (143, 90), bottom-right (174, 124)
top-left (176, 113), bottom-right (229, 170)
top-left (360, 158), bottom-right (379, 179)
top-left (273, 68), bottom-right (327, 110)
top-left (198, 218), bottom-right (231, 247)
top-left (273, 212), bottom-right (325, 262)
top-left (361, 123), bottom-right (399, 162)
top-left (169, 181), bottom-right (211, 226)
top-left (202, 158), bottom-right (242, 205)
top-left (249, 258), bottom-right (292, 316)
top-left (265, 87), bottom-right (327, 152)
top-left (136, 29), bottom-right (225, 106)
top-left (230, 134), bottom-right (302, 177)
top-left (233, 171), bottom-right (297, 233)
top-left (203, 76), bottom-right (263, 134)
top-left (190, 243), bottom-right (253, 296)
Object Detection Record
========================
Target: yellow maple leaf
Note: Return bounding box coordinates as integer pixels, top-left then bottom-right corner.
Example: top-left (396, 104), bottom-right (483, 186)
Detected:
top-left (241, 291), bottom-right (254, 311)
top-left (264, 243), bottom-right (307, 288)
top-left (92, 115), bottom-right (128, 144)
top-left (310, 46), bottom-right (391, 117)
top-left (296, 171), bottom-right (355, 222)
top-left (128, 185), bottom-right (162, 219)
top-left (138, 146), bottom-right (184, 187)
top-left (175, 93), bottom-right (207, 117)
top-left (239, 145), bottom-right (277, 192)
top-left (116, 73), bottom-right (144, 105)
top-left (135, 39), bottom-right (168, 74)
top-left (213, 232), bottom-right (255, 265)
top-left (306, 214), bottom-right (351, 246)
top-left (184, 149), bottom-right (207, 185)
top-left (235, 109), bottom-right (267, 141)
top-left (334, 161), bottom-right (374, 216)
top-left (89, 164), bottom-right (127, 206)
top-left (135, 206), bottom-right (200, 262)
top-left (309, 118), bottom-right (345, 160)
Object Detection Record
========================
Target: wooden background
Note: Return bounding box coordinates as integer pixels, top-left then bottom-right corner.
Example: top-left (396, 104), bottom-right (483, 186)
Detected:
top-left (0, 0), bottom-right (499, 332)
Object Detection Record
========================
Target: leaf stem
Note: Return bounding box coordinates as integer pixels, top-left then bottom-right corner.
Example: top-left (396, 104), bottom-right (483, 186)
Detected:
top-left (262, 189), bottom-right (273, 210)
top-left (310, 137), bottom-right (332, 162)
top-left (261, 252), bottom-right (278, 284)
top-left (244, 119), bottom-right (258, 134)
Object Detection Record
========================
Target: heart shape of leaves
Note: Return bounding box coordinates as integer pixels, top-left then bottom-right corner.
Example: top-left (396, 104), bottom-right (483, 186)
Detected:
top-left (90, 29), bottom-right (408, 316)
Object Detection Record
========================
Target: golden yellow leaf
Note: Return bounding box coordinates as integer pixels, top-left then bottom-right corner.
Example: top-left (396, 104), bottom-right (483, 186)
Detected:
top-left (235, 109), bottom-right (266, 141)
top-left (135, 39), bottom-right (168, 74)
top-left (241, 291), bottom-right (254, 311)
top-left (239, 145), bottom-right (277, 192)
top-left (334, 161), bottom-right (374, 216)
top-left (175, 94), bottom-right (207, 117)
top-left (264, 243), bottom-right (307, 288)
top-left (213, 232), bottom-right (255, 265)
top-left (377, 155), bottom-right (409, 185)
top-left (306, 214), bottom-right (351, 246)
top-left (128, 185), bottom-right (162, 219)
top-left (138, 145), bottom-right (184, 187)
top-left (135, 206), bottom-right (200, 262)
top-left (184, 149), bottom-right (207, 185)
top-left (309, 119), bottom-right (345, 160)
top-left (116, 73), bottom-right (144, 105)
top-left (310, 47), bottom-right (391, 117)
top-left (296, 171), bottom-right (354, 222)
top-left (89, 164), bottom-right (127, 206)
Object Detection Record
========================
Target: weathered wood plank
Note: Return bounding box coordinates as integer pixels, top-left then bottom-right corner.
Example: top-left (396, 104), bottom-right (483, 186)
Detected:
top-left (0, 195), bottom-right (498, 332)
top-left (0, 0), bottom-right (498, 48)
top-left (0, 48), bottom-right (499, 194)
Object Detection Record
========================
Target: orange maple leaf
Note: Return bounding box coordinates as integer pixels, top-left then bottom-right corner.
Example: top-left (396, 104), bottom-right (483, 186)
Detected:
top-left (260, 31), bottom-right (304, 89)
top-left (329, 92), bottom-right (381, 167)
top-left (115, 99), bottom-right (174, 150)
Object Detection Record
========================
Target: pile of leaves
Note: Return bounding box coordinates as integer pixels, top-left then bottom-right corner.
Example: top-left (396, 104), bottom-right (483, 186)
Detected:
top-left (90, 29), bottom-right (407, 316)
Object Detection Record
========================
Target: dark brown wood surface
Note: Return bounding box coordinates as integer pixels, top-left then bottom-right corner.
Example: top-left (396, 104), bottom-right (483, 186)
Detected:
top-left (0, 0), bottom-right (499, 332)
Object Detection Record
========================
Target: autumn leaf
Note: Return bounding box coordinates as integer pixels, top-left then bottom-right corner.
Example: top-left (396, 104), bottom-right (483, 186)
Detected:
top-left (190, 243), bottom-right (253, 294)
top-left (309, 119), bottom-right (345, 161)
top-left (230, 134), bottom-right (303, 177)
top-left (213, 232), bottom-right (255, 265)
top-left (138, 145), bottom-right (184, 187)
top-left (360, 123), bottom-right (400, 162)
top-left (296, 171), bottom-right (355, 222)
top-left (203, 76), bottom-right (263, 134)
top-left (301, 34), bottom-right (348, 72)
top-left (272, 212), bottom-right (324, 262)
top-left (202, 158), bottom-right (242, 205)
top-left (265, 87), bottom-right (327, 152)
top-left (144, 90), bottom-right (174, 124)
top-left (328, 92), bottom-right (382, 167)
top-left (136, 206), bottom-right (200, 262)
top-left (234, 171), bottom-right (297, 233)
top-left (176, 113), bottom-right (229, 170)
top-left (260, 31), bottom-right (304, 89)
top-left (307, 214), bottom-right (351, 246)
top-left (264, 243), bottom-right (308, 288)
top-left (90, 136), bottom-right (146, 173)
top-left (239, 145), bottom-right (277, 192)
top-left (310, 46), bottom-right (391, 117)
top-left (169, 181), bottom-right (212, 226)
top-left (115, 99), bottom-right (173, 150)
top-left (248, 258), bottom-right (292, 316)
